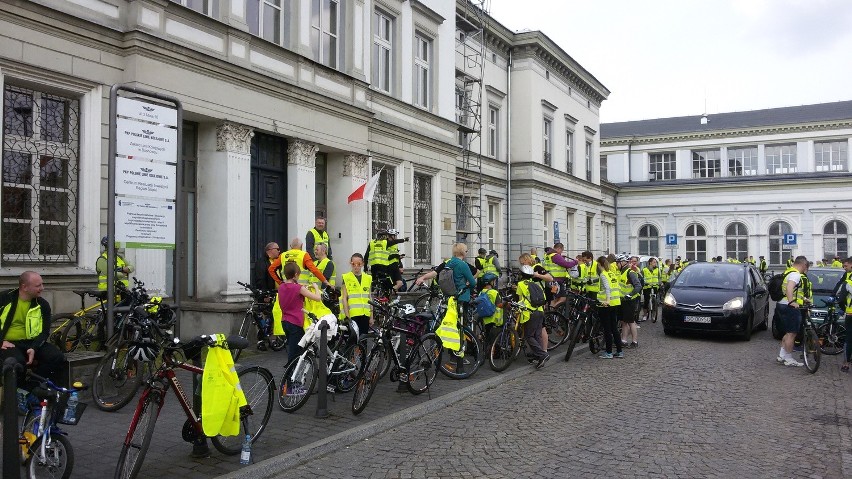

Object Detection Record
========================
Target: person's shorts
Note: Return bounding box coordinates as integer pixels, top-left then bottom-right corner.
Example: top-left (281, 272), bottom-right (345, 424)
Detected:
top-left (778, 304), bottom-right (802, 334)
top-left (620, 299), bottom-right (639, 323)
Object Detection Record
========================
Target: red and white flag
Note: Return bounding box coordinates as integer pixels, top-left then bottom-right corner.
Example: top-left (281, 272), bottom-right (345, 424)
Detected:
top-left (347, 169), bottom-right (382, 204)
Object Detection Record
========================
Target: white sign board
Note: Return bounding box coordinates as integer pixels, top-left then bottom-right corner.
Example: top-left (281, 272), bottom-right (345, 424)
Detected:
top-left (115, 198), bottom-right (176, 249)
top-left (117, 96), bottom-right (178, 127)
top-left (115, 157), bottom-right (177, 200)
top-left (116, 118), bottom-right (177, 163)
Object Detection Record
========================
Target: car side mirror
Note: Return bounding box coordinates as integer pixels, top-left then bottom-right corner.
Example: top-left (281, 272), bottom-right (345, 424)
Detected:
top-left (754, 285), bottom-right (767, 295)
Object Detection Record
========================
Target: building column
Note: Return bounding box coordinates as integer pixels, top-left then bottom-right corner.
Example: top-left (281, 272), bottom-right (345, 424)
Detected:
top-left (328, 154), bottom-right (371, 266)
top-left (287, 139), bottom-right (319, 243)
top-left (197, 121), bottom-right (253, 301)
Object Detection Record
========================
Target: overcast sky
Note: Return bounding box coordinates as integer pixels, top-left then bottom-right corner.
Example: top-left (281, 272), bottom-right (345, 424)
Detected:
top-left (488, 0), bottom-right (852, 123)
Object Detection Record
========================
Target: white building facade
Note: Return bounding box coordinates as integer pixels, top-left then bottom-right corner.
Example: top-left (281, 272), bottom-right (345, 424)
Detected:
top-left (600, 102), bottom-right (852, 267)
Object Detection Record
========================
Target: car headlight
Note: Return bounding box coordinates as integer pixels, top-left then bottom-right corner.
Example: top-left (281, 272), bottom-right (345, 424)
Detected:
top-left (663, 293), bottom-right (676, 307)
top-left (723, 297), bottom-right (744, 311)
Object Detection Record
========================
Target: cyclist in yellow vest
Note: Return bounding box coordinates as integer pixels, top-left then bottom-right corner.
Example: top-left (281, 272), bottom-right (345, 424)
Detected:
top-left (0, 272), bottom-right (64, 388)
top-left (306, 217), bottom-right (332, 261)
top-left (832, 256), bottom-right (843, 268)
top-left (341, 253), bottom-right (372, 339)
top-left (776, 256), bottom-right (810, 367)
top-left (268, 238), bottom-right (330, 288)
top-left (545, 243), bottom-right (578, 309)
top-left (594, 256), bottom-right (622, 359)
top-left (364, 229), bottom-right (408, 292)
top-left (838, 257), bottom-right (852, 372)
top-left (516, 253), bottom-right (553, 368)
top-left (615, 254), bottom-right (642, 349)
top-left (640, 257), bottom-right (662, 322)
top-left (578, 251), bottom-right (600, 299)
top-left (474, 248), bottom-right (500, 278)
top-left (310, 244), bottom-right (336, 287)
top-left (96, 236), bottom-right (133, 290)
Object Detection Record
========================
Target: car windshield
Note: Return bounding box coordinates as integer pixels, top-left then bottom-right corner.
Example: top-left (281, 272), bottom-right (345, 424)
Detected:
top-left (673, 264), bottom-right (744, 289)
top-left (807, 269), bottom-right (846, 292)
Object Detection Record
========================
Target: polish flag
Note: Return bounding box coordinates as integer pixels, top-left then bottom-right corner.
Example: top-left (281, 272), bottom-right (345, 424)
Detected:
top-left (347, 169), bottom-right (382, 203)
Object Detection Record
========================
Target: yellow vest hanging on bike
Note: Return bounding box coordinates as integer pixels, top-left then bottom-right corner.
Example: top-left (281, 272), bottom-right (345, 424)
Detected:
top-left (436, 297), bottom-right (461, 351)
top-left (202, 334), bottom-right (247, 437)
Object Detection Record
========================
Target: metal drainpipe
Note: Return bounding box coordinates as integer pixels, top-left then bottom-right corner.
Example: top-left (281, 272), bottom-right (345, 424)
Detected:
top-left (506, 48), bottom-right (513, 266)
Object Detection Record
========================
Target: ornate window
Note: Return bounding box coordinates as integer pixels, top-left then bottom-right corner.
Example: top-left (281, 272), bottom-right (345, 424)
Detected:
top-left (637, 224), bottom-right (659, 257)
top-left (413, 173), bottom-right (432, 263)
top-left (768, 221), bottom-right (792, 265)
top-left (823, 220), bottom-right (848, 259)
top-left (725, 222), bottom-right (748, 261)
top-left (685, 223), bottom-right (707, 262)
top-left (2, 85), bottom-right (79, 263)
top-left (371, 164), bottom-right (394, 238)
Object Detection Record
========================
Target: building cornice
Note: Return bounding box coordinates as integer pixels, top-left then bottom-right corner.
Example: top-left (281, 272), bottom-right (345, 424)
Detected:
top-left (411, 0), bottom-right (446, 25)
top-left (511, 39), bottom-right (609, 105)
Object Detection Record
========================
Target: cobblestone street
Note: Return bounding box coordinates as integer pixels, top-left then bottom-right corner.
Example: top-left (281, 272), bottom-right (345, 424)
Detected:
top-left (275, 322), bottom-right (852, 478)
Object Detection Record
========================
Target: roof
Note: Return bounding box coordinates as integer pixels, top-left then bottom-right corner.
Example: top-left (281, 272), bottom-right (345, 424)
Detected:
top-left (600, 100), bottom-right (852, 139)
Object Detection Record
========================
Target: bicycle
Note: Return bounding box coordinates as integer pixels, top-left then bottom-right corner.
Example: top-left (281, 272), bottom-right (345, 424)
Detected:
top-left (49, 283), bottom-right (130, 353)
top-left (17, 372), bottom-right (87, 479)
top-left (815, 297), bottom-right (846, 356)
top-left (563, 292), bottom-right (602, 362)
top-left (488, 300), bottom-right (528, 372)
top-left (352, 299), bottom-right (442, 415)
top-left (647, 286), bottom-right (660, 323)
top-left (234, 281), bottom-right (286, 361)
top-left (114, 334), bottom-right (274, 479)
top-left (800, 304), bottom-right (822, 373)
top-left (435, 290), bottom-right (483, 380)
top-left (278, 310), bottom-right (365, 413)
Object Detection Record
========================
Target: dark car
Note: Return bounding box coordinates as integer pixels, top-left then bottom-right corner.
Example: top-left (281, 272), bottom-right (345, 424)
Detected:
top-left (661, 262), bottom-right (770, 340)
top-left (770, 267), bottom-right (846, 340)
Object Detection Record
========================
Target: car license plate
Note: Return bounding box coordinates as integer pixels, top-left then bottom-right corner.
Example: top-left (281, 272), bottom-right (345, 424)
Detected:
top-left (684, 316), bottom-right (711, 324)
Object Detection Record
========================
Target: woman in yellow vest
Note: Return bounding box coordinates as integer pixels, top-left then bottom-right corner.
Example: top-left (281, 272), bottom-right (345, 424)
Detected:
top-left (839, 264), bottom-right (852, 372)
top-left (594, 257), bottom-right (622, 359)
top-left (640, 257), bottom-right (661, 322)
top-left (341, 253), bottom-right (372, 339)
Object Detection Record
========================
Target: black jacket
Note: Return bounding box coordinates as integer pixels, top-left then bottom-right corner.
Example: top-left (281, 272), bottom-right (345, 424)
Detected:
top-left (0, 288), bottom-right (52, 349)
top-left (254, 256), bottom-right (277, 292)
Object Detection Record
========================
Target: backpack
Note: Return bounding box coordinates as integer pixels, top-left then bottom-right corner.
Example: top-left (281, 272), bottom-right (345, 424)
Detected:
top-left (437, 268), bottom-right (458, 297)
top-left (473, 292), bottom-right (497, 319)
top-left (768, 271), bottom-right (792, 302)
top-left (525, 280), bottom-right (548, 308)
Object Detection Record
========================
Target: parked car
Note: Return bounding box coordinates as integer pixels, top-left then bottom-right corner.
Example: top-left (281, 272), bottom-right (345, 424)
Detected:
top-left (770, 266), bottom-right (846, 340)
top-left (661, 261), bottom-right (770, 340)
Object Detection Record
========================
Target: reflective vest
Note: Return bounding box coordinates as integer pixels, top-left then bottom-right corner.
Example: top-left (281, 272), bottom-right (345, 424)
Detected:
top-left (280, 249), bottom-right (312, 285)
top-left (582, 262), bottom-right (601, 293)
top-left (530, 254), bottom-right (540, 265)
top-left (481, 256), bottom-right (498, 276)
top-left (597, 271), bottom-right (621, 307)
top-left (201, 334), bottom-right (247, 437)
top-left (304, 284), bottom-right (332, 325)
top-left (342, 272), bottom-right (371, 317)
top-left (661, 266), bottom-right (671, 283)
top-left (309, 228), bottom-right (330, 249)
top-left (369, 239), bottom-right (390, 267)
top-left (786, 258), bottom-right (793, 267)
top-left (642, 267), bottom-right (660, 289)
top-left (314, 258), bottom-right (336, 287)
top-left (387, 243), bottom-right (401, 266)
top-left (545, 253), bottom-right (568, 280)
top-left (620, 268), bottom-right (639, 300)
top-left (845, 275), bottom-right (852, 315)
top-left (832, 260), bottom-right (843, 268)
top-left (0, 299), bottom-right (43, 340)
top-left (609, 263), bottom-right (618, 275)
top-left (481, 288), bottom-right (503, 326)
top-left (782, 267), bottom-right (811, 304)
top-left (98, 253), bottom-right (129, 290)
top-left (759, 260), bottom-right (767, 272)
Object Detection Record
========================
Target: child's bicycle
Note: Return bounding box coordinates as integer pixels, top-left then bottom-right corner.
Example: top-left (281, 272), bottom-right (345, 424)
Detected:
top-left (114, 334), bottom-right (275, 479)
top-left (18, 371), bottom-right (88, 479)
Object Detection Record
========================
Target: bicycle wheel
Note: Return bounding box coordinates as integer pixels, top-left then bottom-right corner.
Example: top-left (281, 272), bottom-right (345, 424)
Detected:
top-left (212, 366), bottom-right (275, 455)
top-left (359, 332), bottom-right (391, 380)
top-left (588, 322), bottom-right (603, 354)
top-left (438, 327), bottom-right (481, 380)
top-left (278, 352), bottom-right (317, 412)
top-left (352, 346), bottom-right (386, 415)
top-left (414, 293), bottom-right (441, 315)
top-left (49, 313), bottom-right (78, 352)
top-left (114, 389), bottom-right (161, 479)
top-left (489, 326), bottom-right (517, 372)
top-left (544, 310), bottom-right (570, 351)
top-left (334, 342), bottom-right (366, 393)
top-left (563, 315), bottom-right (584, 362)
top-left (406, 333), bottom-right (441, 395)
top-left (818, 320), bottom-right (846, 355)
top-left (58, 318), bottom-right (83, 353)
top-left (803, 326), bottom-right (821, 374)
top-left (93, 343), bottom-right (143, 412)
top-left (27, 433), bottom-right (74, 479)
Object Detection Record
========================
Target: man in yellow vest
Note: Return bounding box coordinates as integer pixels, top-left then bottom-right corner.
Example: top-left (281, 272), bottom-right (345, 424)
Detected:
top-left (306, 217), bottom-right (332, 261)
top-left (832, 256), bottom-right (843, 268)
top-left (474, 248), bottom-right (500, 278)
top-left (776, 256), bottom-right (810, 367)
top-left (546, 243), bottom-right (578, 309)
top-left (311, 244), bottom-right (336, 287)
top-left (364, 229), bottom-right (408, 292)
top-left (96, 236), bottom-right (133, 290)
top-left (640, 257), bottom-right (661, 322)
top-left (341, 253), bottom-right (372, 339)
top-left (268, 238), bottom-right (330, 288)
top-left (838, 257), bottom-right (852, 372)
top-left (0, 272), bottom-right (64, 388)
top-left (616, 254), bottom-right (642, 348)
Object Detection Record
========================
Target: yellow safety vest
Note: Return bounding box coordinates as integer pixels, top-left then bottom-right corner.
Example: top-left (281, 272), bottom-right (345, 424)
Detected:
top-left (0, 299), bottom-right (43, 340)
top-left (201, 334), bottom-right (247, 437)
top-left (304, 284), bottom-right (332, 328)
top-left (369, 239), bottom-right (390, 267)
top-left (597, 271), bottom-right (621, 307)
top-left (531, 254), bottom-right (540, 265)
top-left (98, 253), bottom-right (129, 290)
top-left (436, 297), bottom-right (461, 351)
top-left (782, 267), bottom-right (811, 304)
top-left (387, 243), bottom-right (401, 266)
top-left (845, 275), bottom-right (852, 315)
top-left (481, 288), bottom-right (503, 326)
top-left (545, 253), bottom-right (568, 279)
top-left (642, 267), bottom-right (660, 289)
top-left (582, 262), bottom-right (601, 293)
top-left (314, 258), bottom-right (336, 287)
top-left (517, 279), bottom-right (543, 324)
top-left (482, 256), bottom-right (498, 276)
top-left (832, 260), bottom-right (842, 268)
top-left (342, 272), bottom-right (371, 317)
top-left (281, 249), bottom-right (312, 285)
top-left (309, 228), bottom-right (330, 249)
top-left (620, 268), bottom-right (639, 300)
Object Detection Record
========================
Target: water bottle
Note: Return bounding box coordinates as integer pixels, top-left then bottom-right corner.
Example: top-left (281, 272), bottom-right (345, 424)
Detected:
top-left (64, 392), bottom-right (79, 423)
top-left (239, 434), bottom-right (252, 464)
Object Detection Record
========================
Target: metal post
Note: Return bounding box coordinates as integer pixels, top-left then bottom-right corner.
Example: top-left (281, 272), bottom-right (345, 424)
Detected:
top-left (315, 321), bottom-right (329, 418)
top-left (3, 357), bottom-right (23, 479)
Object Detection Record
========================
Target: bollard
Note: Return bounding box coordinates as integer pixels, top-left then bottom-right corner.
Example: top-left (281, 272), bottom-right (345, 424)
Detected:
top-left (3, 357), bottom-right (23, 479)
top-left (315, 320), bottom-right (330, 419)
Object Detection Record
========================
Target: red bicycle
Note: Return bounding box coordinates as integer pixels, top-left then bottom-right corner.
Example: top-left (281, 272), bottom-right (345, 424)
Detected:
top-left (114, 334), bottom-right (274, 478)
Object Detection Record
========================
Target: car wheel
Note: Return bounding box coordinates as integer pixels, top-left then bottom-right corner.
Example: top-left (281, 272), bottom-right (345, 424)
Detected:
top-left (771, 311), bottom-right (783, 340)
top-left (741, 316), bottom-right (753, 341)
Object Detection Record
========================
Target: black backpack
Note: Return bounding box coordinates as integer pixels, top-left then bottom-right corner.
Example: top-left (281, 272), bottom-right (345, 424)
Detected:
top-left (525, 280), bottom-right (548, 308)
top-left (768, 271), bottom-right (792, 302)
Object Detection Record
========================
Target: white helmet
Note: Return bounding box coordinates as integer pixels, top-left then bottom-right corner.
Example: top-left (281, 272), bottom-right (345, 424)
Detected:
top-left (386, 229), bottom-right (400, 236)
top-left (401, 303), bottom-right (416, 316)
top-left (128, 338), bottom-right (160, 362)
top-left (615, 253), bottom-right (630, 263)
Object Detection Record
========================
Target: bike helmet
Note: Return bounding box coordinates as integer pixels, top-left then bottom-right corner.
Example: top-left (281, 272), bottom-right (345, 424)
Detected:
top-left (401, 303), bottom-right (416, 316)
top-left (477, 272), bottom-right (498, 289)
top-left (101, 235), bottom-right (109, 247)
top-left (520, 264), bottom-right (535, 277)
top-left (615, 253), bottom-right (630, 263)
top-left (128, 337), bottom-right (160, 362)
top-left (386, 229), bottom-right (400, 236)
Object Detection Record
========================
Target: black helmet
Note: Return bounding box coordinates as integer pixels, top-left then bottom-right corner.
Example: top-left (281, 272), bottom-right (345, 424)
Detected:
top-left (477, 272), bottom-right (498, 289)
top-left (101, 236), bottom-right (109, 247)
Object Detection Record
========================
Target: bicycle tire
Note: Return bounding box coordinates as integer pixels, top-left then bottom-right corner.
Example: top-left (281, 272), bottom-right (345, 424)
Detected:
top-left (544, 310), bottom-right (570, 351)
top-left (212, 366), bottom-right (275, 455)
top-left (359, 332), bottom-right (392, 380)
top-left (233, 313), bottom-right (253, 361)
top-left (352, 346), bottom-right (386, 415)
top-left (803, 326), bottom-right (821, 374)
top-left (438, 327), bottom-right (482, 380)
top-left (489, 326), bottom-right (517, 372)
top-left (588, 322), bottom-right (603, 354)
top-left (114, 389), bottom-right (161, 479)
top-left (650, 294), bottom-right (659, 323)
top-left (334, 342), bottom-right (366, 393)
top-left (58, 318), bottom-right (83, 353)
top-left (414, 293), bottom-right (441, 315)
top-left (27, 433), bottom-right (74, 479)
top-left (406, 332), bottom-right (441, 394)
top-left (93, 343), bottom-right (143, 412)
top-left (278, 352), bottom-right (317, 412)
top-left (49, 313), bottom-right (78, 351)
top-left (563, 315), bottom-right (584, 362)
top-left (817, 320), bottom-right (845, 355)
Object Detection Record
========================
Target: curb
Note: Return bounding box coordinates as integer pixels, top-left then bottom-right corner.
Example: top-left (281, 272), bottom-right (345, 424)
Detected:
top-left (217, 341), bottom-right (589, 478)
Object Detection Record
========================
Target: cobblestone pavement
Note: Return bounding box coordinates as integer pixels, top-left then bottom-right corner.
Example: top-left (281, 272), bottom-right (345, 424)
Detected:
top-left (276, 321), bottom-right (852, 479)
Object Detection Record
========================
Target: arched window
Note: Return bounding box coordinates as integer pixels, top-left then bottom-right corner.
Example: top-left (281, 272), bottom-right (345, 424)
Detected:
top-left (823, 220), bottom-right (848, 260)
top-left (685, 223), bottom-right (707, 262)
top-left (725, 222), bottom-right (749, 261)
top-left (769, 221), bottom-right (792, 266)
top-left (638, 224), bottom-right (659, 257)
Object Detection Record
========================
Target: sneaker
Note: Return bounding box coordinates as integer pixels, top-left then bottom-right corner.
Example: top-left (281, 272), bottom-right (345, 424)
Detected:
top-left (776, 356), bottom-right (785, 364)
top-left (641, 315), bottom-right (648, 322)
top-left (535, 354), bottom-right (550, 369)
top-left (598, 352), bottom-right (613, 359)
top-left (630, 342), bottom-right (638, 349)
top-left (621, 340), bottom-right (628, 347)
top-left (783, 357), bottom-right (804, 367)
top-left (613, 352), bottom-right (624, 359)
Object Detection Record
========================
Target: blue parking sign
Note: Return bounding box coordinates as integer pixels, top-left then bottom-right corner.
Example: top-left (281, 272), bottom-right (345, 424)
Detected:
top-left (783, 234), bottom-right (797, 246)
top-left (666, 234), bottom-right (677, 245)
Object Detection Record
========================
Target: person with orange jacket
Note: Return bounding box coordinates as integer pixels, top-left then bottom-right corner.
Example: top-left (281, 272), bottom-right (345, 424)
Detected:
top-left (268, 237), bottom-right (330, 288)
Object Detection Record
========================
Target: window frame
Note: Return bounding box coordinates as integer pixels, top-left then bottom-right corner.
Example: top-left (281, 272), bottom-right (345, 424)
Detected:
top-left (815, 140), bottom-right (847, 172)
top-left (372, 8), bottom-right (394, 94)
top-left (691, 149), bottom-right (721, 179)
top-left (585, 140), bottom-right (593, 181)
top-left (171, 0), bottom-right (218, 17)
top-left (823, 220), bottom-right (848, 259)
top-left (247, 0), bottom-right (283, 44)
top-left (413, 32), bottom-right (431, 109)
top-left (487, 105), bottom-right (499, 158)
top-left (649, 152), bottom-right (676, 180)
top-left (727, 146), bottom-right (758, 177)
top-left (542, 117), bottom-right (552, 166)
top-left (725, 222), bottom-right (749, 261)
top-left (637, 224), bottom-right (659, 257)
top-left (371, 163), bottom-right (395, 238)
top-left (565, 129), bottom-right (574, 175)
top-left (768, 221), bottom-right (792, 266)
top-left (765, 144), bottom-right (797, 174)
top-left (685, 223), bottom-right (707, 262)
top-left (413, 172), bottom-right (432, 264)
top-left (311, 0), bottom-right (340, 69)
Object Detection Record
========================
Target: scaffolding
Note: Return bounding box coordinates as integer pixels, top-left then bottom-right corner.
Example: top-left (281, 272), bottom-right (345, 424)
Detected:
top-left (455, 0), bottom-right (489, 250)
